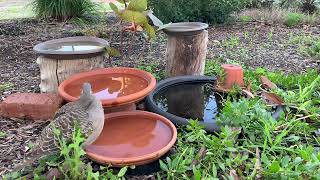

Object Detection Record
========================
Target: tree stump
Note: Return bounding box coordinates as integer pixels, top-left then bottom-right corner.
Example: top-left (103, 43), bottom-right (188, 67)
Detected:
top-left (37, 56), bottom-right (104, 93)
top-left (165, 30), bottom-right (208, 77)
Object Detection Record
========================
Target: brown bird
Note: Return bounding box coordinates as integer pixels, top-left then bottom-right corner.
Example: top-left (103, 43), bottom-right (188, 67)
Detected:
top-left (11, 83), bottom-right (105, 173)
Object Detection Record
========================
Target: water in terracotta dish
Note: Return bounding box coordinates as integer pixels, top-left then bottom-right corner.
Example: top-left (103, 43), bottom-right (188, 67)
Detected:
top-left (85, 111), bottom-right (177, 167)
top-left (58, 68), bottom-right (156, 112)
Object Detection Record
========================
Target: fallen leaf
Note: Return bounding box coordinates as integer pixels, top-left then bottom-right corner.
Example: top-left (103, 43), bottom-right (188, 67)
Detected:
top-left (260, 76), bottom-right (277, 89)
top-left (191, 146), bottom-right (207, 166)
top-left (242, 89), bottom-right (255, 98)
top-left (230, 169), bottom-right (239, 180)
top-left (136, 25), bottom-right (144, 32)
top-left (45, 168), bottom-right (61, 180)
top-left (247, 82), bottom-right (252, 92)
top-left (261, 92), bottom-right (284, 105)
top-left (255, 148), bottom-right (262, 179)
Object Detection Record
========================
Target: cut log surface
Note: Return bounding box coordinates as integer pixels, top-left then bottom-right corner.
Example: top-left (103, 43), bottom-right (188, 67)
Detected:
top-left (165, 30), bottom-right (208, 77)
top-left (37, 55), bottom-right (104, 93)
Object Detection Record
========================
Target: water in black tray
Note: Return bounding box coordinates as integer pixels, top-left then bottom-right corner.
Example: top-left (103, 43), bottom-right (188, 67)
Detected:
top-left (154, 83), bottom-right (222, 123)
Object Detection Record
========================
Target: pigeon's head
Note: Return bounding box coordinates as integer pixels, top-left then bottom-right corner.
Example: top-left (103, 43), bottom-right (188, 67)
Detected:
top-left (82, 83), bottom-right (93, 96)
top-left (79, 83), bottom-right (97, 107)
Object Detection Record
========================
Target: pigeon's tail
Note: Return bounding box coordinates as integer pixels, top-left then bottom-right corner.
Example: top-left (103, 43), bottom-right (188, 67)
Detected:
top-left (0, 156), bottom-right (39, 178)
top-left (11, 156), bottom-right (39, 175)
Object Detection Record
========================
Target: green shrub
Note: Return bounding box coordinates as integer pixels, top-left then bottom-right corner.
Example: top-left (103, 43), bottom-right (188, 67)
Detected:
top-left (148, 0), bottom-right (247, 24)
top-left (32, 0), bottom-right (100, 21)
top-left (284, 12), bottom-right (304, 27)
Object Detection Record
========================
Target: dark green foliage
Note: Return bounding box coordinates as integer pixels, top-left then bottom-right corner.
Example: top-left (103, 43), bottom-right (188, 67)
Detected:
top-left (247, 0), bottom-right (274, 8)
top-left (31, 0), bottom-right (100, 21)
top-left (148, 0), bottom-right (247, 24)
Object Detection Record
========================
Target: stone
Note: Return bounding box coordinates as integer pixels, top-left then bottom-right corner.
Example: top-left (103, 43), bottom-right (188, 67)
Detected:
top-left (0, 93), bottom-right (63, 121)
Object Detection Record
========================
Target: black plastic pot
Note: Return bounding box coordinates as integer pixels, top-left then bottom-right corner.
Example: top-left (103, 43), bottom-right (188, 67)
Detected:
top-left (146, 75), bottom-right (221, 132)
top-left (146, 75), bottom-right (285, 132)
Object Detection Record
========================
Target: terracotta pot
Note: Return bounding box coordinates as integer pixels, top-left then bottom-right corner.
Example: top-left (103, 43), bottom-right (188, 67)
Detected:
top-left (85, 111), bottom-right (177, 167)
top-left (221, 64), bottom-right (244, 89)
top-left (58, 67), bottom-right (156, 113)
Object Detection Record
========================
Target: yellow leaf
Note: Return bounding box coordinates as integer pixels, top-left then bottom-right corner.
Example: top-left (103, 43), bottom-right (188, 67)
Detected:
top-left (136, 25), bottom-right (143, 31)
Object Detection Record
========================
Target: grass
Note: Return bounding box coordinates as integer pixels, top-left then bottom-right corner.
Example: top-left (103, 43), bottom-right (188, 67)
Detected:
top-left (284, 12), bottom-right (304, 27)
top-left (0, 1), bottom-right (123, 20)
top-left (0, 5), bottom-right (34, 20)
top-left (237, 8), bottom-right (319, 25)
top-left (0, 83), bottom-right (13, 92)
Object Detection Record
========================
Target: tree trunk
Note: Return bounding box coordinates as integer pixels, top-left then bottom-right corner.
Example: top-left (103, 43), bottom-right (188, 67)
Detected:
top-left (165, 30), bottom-right (208, 77)
top-left (37, 56), bottom-right (104, 93)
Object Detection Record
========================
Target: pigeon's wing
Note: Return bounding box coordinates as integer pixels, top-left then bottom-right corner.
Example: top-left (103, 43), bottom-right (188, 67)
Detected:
top-left (13, 103), bottom-right (91, 172)
top-left (50, 102), bottom-right (93, 141)
top-left (23, 103), bottom-right (81, 156)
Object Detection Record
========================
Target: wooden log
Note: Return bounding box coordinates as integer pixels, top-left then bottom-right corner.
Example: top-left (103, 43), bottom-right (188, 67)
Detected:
top-left (165, 30), bottom-right (208, 77)
top-left (37, 55), bottom-right (104, 93)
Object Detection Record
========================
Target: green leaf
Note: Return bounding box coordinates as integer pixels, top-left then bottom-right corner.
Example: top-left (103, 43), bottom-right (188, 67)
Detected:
top-left (106, 47), bottom-right (121, 57)
top-left (226, 147), bottom-right (237, 152)
top-left (192, 166), bottom-right (202, 180)
top-left (218, 161), bottom-right (225, 171)
top-left (120, 10), bottom-right (148, 24)
top-left (300, 150), bottom-right (310, 160)
top-left (269, 161), bottom-right (281, 173)
top-left (294, 157), bottom-right (303, 165)
top-left (144, 23), bottom-right (155, 39)
top-left (159, 160), bottom-right (168, 171)
top-left (212, 163), bottom-right (217, 177)
top-left (117, 166), bottom-right (128, 177)
top-left (281, 156), bottom-right (290, 168)
top-left (117, 0), bottom-right (127, 4)
top-left (128, 0), bottom-right (147, 11)
top-left (109, 3), bottom-right (119, 13)
top-left (0, 131), bottom-right (6, 138)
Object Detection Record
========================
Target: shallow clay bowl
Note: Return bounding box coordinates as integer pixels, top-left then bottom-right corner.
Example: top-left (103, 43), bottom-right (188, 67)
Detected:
top-left (85, 111), bottom-right (177, 167)
top-left (33, 36), bottom-right (109, 56)
top-left (58, 67), bottom-right (156, 108)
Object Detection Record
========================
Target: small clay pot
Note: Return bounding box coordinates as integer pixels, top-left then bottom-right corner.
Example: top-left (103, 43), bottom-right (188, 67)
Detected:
top-left (58, 67), bottom-right (156, 113)
top-left (221, 64), bottom-right (244, 89)
top-left (85, 111), bottom-right (177, 167)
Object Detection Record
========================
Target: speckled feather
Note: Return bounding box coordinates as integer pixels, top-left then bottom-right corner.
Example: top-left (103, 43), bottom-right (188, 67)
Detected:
top-left (25, 102), bottom-right (93, 160)
top-left (11, 83), bottom-right (104, 173)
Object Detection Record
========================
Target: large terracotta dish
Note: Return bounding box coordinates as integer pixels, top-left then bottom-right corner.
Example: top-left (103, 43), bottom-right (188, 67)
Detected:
top-left (85, 111), bottom-right (177, 166)
top-left (33, 36), bottom-right (109, 56)
top-left (58, 67), bottom-right (156, 107)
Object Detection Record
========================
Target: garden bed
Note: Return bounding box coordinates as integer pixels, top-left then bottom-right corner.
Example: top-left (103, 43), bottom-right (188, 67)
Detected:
top-left (0, 14), bottom-right (319, 178)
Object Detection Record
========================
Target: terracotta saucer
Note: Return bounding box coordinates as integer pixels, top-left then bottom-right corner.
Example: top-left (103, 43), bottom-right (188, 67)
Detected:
top-left (85, 111), bottom-right (177, 167)
top-left (58, 67), bottom-right (157, 110)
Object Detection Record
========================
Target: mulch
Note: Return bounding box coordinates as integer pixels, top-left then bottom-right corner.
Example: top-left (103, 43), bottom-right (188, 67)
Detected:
top-left (0, 14), bottom-right (319, 177)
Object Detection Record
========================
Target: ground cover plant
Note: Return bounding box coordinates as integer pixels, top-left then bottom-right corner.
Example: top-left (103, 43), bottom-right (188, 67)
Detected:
top-left (2, 61), bottom-right (319, 179)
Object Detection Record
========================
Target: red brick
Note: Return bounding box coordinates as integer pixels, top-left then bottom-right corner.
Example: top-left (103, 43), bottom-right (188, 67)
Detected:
top-left (0, 93), bottom-right (63, 121)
